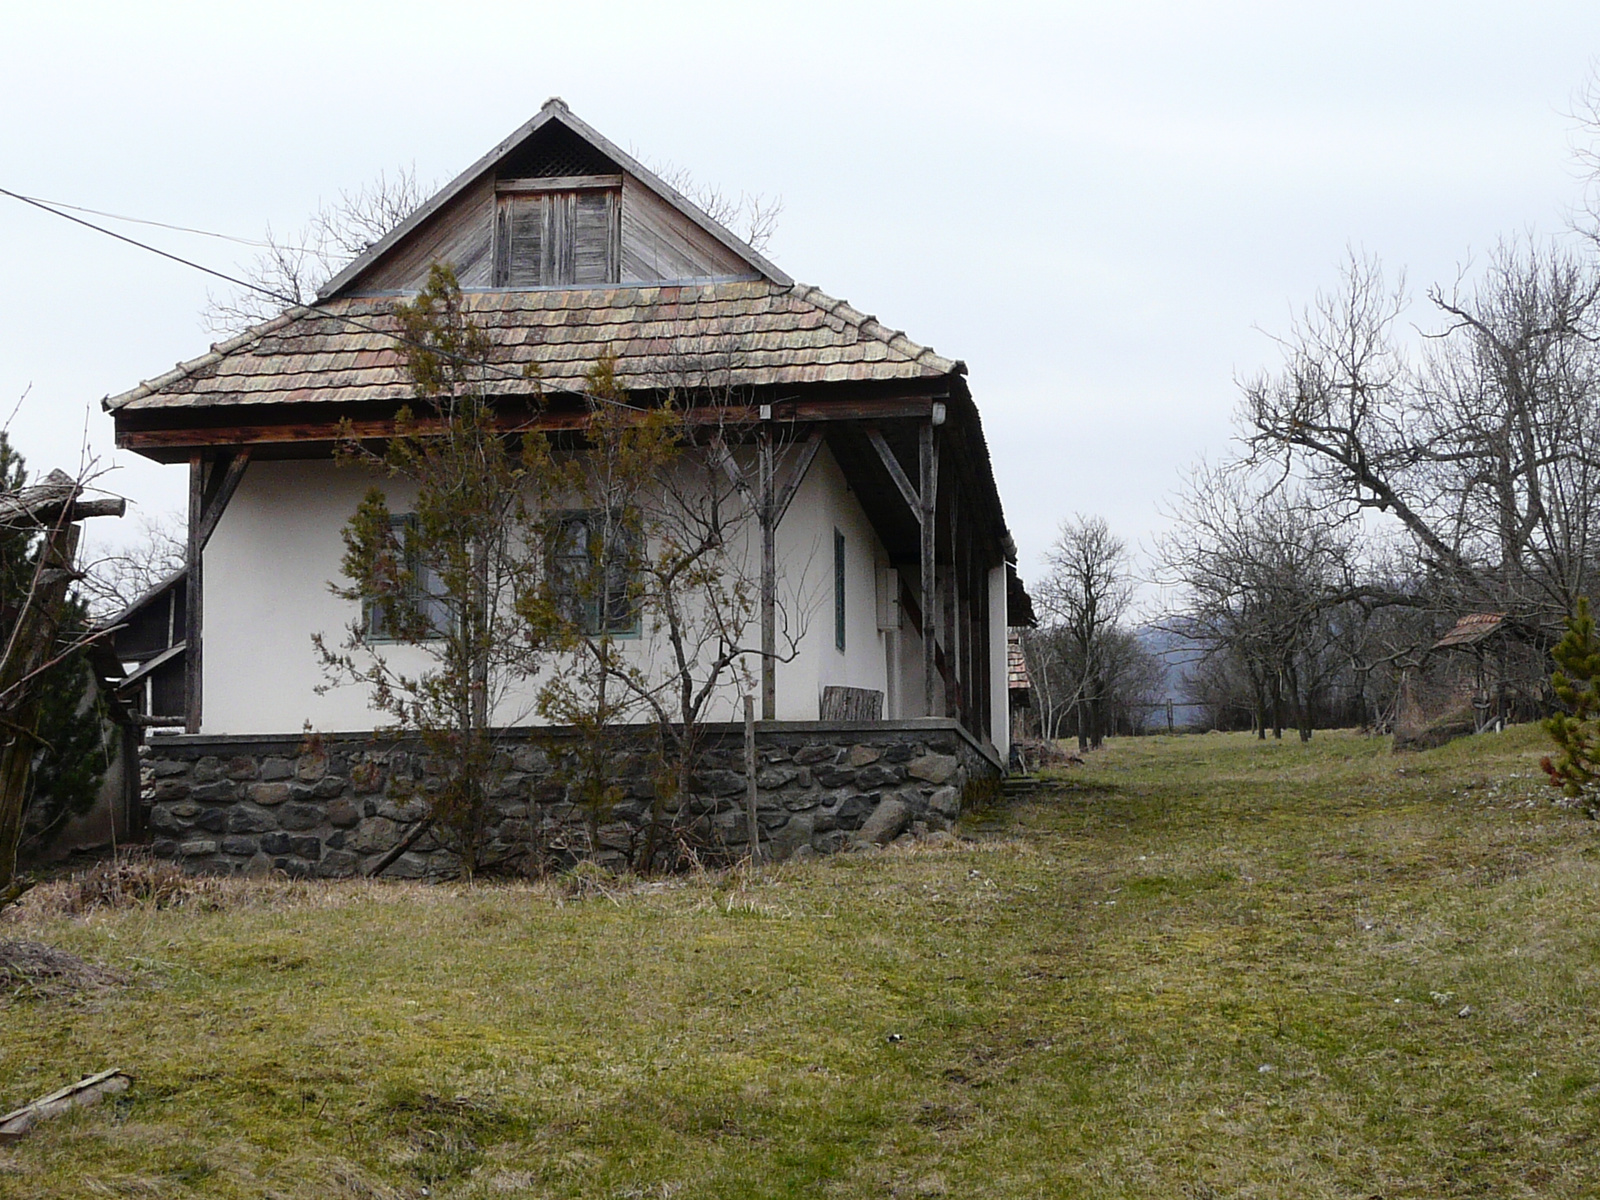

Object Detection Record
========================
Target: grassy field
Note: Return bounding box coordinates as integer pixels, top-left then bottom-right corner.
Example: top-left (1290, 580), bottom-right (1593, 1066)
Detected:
top-left (3, 726), bottom-right (1598, 1198)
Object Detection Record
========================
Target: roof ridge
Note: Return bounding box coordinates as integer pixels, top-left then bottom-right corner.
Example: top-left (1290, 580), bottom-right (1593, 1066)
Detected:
top-left (785, 283), bottom-right (957, 373)
top-left (102, 308), bottom-right (307, 412)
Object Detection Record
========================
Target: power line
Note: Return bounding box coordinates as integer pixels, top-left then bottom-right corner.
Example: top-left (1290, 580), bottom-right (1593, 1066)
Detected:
top-left (6, 193), bottom-right (288, 248)
top-left (0, 185), bottom-right (605, 401)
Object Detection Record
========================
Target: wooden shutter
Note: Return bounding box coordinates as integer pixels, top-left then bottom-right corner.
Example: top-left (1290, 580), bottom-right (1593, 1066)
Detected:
top-left (571, 191), bottom-right (617, 284)
top-left (494, 188), bottom-right (618, 287)
top-left (495, 194), bottom-right (549, 287)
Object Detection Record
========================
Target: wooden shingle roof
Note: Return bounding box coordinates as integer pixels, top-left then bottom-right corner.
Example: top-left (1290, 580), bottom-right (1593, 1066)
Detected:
top-left (104, 280), bottom-right (960, 414)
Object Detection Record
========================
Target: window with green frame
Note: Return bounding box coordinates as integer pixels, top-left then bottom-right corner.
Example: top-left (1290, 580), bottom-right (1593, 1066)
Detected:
top-left (551, 509), bottom-right (641, 637)
top-left (365, 514), bottom-right (453, 642)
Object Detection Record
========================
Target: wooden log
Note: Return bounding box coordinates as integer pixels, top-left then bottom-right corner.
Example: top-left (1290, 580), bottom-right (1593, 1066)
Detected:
top-left (0, 1069), bottom-right (131, 1143)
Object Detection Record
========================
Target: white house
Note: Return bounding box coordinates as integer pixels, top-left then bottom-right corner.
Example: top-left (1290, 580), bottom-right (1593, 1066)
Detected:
top-left (103, 102), bottom-right (1030, 871)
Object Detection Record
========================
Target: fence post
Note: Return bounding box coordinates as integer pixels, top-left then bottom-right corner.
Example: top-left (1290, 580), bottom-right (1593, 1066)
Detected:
top-left (744, 694), bottom-right (760, 864)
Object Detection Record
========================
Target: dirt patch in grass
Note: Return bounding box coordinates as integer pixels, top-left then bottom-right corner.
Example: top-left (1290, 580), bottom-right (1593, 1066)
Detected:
top-left (0, 939), bottom-right (124, 1000)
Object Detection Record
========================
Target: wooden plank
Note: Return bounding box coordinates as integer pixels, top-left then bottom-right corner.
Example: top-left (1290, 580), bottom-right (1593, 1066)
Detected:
top-left (194, 450), bottom-right (251, 551)
top-left (772, 429), bottom-right (823, 525)
top-left (820, 686), bottom-right (884, 721)
top-left (620, 179), bottom-right (750, 283)
top-left (184, 454), bottom-right (203, 735)
top-left (496, 174), bottom-right (623, 193)
top-left (918, 421), bottom-right (938, 718)
top-left (358, 173), bottom-right (496, 293)
top-left (864, 427), bottom-right (920, 515)
top-left (117, 399), bottom-right (942, 454)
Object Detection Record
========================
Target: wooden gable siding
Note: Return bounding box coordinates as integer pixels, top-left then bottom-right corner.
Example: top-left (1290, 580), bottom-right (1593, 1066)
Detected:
top-left (352, 173), bottom-right (497, 293)
top-left (620, 178), bottom-right (754, 283)
top-left (346, 171), bottom-right (752, 294)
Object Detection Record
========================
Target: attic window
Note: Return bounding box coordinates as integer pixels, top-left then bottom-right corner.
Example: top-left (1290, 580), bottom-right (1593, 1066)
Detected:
top-left (493, 178), bottom-right (620, 288)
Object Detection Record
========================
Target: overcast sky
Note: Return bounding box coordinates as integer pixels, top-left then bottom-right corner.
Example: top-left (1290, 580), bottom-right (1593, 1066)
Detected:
top-left (4, 2), bottom-right (1600, 601)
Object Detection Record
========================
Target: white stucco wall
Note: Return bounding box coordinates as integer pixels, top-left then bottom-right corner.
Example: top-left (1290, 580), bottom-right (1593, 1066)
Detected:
top-left (201, 448), bottom-right (897, 736)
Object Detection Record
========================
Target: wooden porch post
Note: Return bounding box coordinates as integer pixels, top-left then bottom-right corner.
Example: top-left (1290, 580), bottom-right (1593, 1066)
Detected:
top-left (759, 430), bottom-right (776, 720)
top-left (918, 421), bottom-right (939, 717)
top-left (185, 454), bottom-right (204, 734)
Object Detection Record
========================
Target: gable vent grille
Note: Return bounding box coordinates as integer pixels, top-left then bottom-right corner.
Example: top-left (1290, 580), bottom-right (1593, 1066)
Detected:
top-left (498, 125), bottom-right (620, 179)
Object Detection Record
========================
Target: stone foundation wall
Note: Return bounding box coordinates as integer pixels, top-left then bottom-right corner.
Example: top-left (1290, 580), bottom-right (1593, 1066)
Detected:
top-left (141, 720), bottom-right (1001, 878)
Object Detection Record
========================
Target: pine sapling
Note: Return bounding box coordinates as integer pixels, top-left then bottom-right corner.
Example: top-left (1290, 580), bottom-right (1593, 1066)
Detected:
top-left (1542, 597), bottom-right (1600, 814)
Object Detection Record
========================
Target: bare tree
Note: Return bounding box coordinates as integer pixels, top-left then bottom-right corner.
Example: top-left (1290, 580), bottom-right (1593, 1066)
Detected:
top-left (1032, 516), bottom-right (1134, 750)
top-left (1159, 464), bottom-right (1373, 741)
top-left (204, 166), bottom-right (428, 336)
top-left (645, 160), bottom-right (783, 255)
top-left (79, 511), bottom-right (185, 620)
top-left (1242, 244), bottom-right (1600, 649)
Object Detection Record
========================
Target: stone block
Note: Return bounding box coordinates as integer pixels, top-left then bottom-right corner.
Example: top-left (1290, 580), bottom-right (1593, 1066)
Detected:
top-left (350, 760), bottom-right (385, 793)
top-left (855, 763), bottom-right (905, 788)
top-left (287, 835), bottom-right (321, 860)
top-left (317, 850), bottom-right (360, 878)
top-left (882, 742), bottom-right (915, 763)
top-left (278, 803), bottom-right (323, 832)
top-left (271, 857), bottom-right (316, 879)
top-left (248, 782), bottom-right (291, 806)
top-left (597, 822), bottom-right (634, 852)
top-left (857, 798), bottom-right (911, 845)
top-left (151, 780), bottom-right (190, 802)
top-left (150, 839), bottom-right (180, 859)
top-left (811, 830), bottom-right (850, 855)
top-left (511, 745), bottom-right (549, 773)
top-left (168, 802), bottom-right (201, 819)
top-left (220, 836), bottom-right (257, 856)
top-left (692, 769), bottom-right (745, 797)
top-left (928, 786), bottom-right (961, 819)
top-left (382, 852), bottom-right (431, 879)
top-left (793, 743), bottom-right (839, 766)
top-left (326, 798), bottom-right (361, 828)
top-left (225, 756), bottom-right (259, 781)
top-left (377, 796), bottom-right (429, 823)
top-left (179, 839), bottom-right (218, 857)
top-left (795, 767), bottom-right (814, 789)
top-left (195, 807), bottom-right (229, 833)
top-left (782, 792), bottom-right (820, 812)
top-left (260, 832), bottom-right (293, 855)
top-left (296, 753), bottom-right (327, 782)
top-left (349, 816), bottom-right (401, 854)
top-left (325, 830), bottom-right (347, 850)
top-left (907, 753), bottom-right (959, 784)
top-left (756, 766), bottom-right (798, 789)
top-left (845, 744), bottom-right (882, 767)
top-left (769, 812), bottom-right (814, 859)
top-left (189, 780), bottom-right (238, 804)
top-left (813, 765), bottom-right (857, 789)
top-left (148, 807), bottom-right (182, 832)
top-left (192, 756), bottom-right (223, 783)
top-left (259, 756), bottom-right (294, 781)
top-left (312, 776), bottom-right (348, 799)
top-left (228, 804), bottom-right (277, 834)
top-left (833, 794), bottom-right (873, 830)
top-left (150, 759), bottom-right (188, 778)
top-left (712, 810), bottom-right (749, 843)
